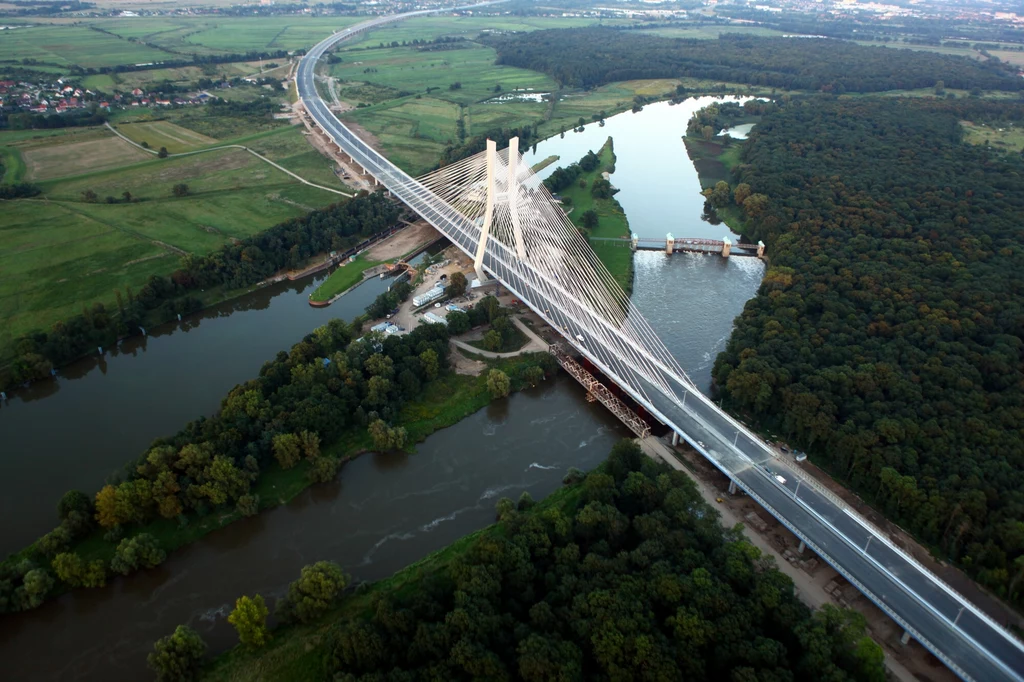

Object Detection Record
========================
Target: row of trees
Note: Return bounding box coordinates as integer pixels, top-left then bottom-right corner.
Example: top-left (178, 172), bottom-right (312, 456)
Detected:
top-left (543, 148), bottom-right (600, 194)
top-left (8, 190), bottom-right (400, 387)
top-left (487, 29), bottom-right (1023, 93)
top-left (0, 315), bottom-right (452, 613)
top-left (712, 96), bottom-right (1024, 604)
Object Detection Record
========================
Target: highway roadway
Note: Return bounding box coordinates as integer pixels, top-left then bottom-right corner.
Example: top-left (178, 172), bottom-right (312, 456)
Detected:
top-left (296, 10), bottom-right (1024, 681)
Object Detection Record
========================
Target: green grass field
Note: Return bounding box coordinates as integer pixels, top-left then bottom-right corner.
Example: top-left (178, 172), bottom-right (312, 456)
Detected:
top-left (0, 24), bottom-right (172, 68)
top-left (308, 254), bottom-right (380, 303)
top-left (961, 119), bottom-right (1024, 151)
top-left (0, 120), bottom-right (342, 360)
top-left (114, 120), bottom-right (219, 154)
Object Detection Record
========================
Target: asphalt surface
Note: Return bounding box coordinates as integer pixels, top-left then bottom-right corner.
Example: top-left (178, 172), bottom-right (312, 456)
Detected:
top-left (297, 11), bottom-right (1024, 681)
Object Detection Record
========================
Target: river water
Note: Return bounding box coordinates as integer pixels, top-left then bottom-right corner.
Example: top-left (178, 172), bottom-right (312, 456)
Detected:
top-left (0, 96), bottom-right (763, 680)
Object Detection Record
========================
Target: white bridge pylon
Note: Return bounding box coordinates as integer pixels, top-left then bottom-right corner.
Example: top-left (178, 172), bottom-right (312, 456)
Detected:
top-left (416, 137), bottom-right (700, 409)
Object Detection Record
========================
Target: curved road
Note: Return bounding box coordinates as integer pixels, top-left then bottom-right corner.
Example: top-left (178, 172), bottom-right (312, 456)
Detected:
top-left (296, 9), bottom-right (1024, 682)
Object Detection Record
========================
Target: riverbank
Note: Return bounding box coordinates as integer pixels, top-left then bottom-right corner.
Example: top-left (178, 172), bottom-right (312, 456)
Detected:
top-left (556, 137), bottom-right (634, 293)
top-left (204, 474), bottom-right (583, 681)
top-left (682, 135), bottom-right (748, 236)
top-left (307, 254), bottom-right (383, 305)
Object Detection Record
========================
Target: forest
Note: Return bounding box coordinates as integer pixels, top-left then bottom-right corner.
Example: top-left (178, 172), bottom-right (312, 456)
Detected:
top-left (8, 190), bottom-right (400, 386)
top-left (710, 96), bottom-right (1024, 604)
top-left (486, 29), bottom-right (1023, 93)
top-left (225, 441), bottom-right (886, 681)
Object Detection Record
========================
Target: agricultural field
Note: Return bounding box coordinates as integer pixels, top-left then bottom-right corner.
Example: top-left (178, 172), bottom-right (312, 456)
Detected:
top-left (345, 98), bottom-right (460, 173)
top-left (960, 119), bottom-right (1024, 151)
top-left (637, 25), bottom-right (786, 39)
top-left (0, 121), bottom-right (344, 358)
top-left (0, 127), bottom-right (103, 183)
top-left (336, 14), bottom-right (630, 50)
top-left (115, 120), bottom-right (218, 153)
top-left (330, 42), bottom-right (556, 106)
top-left (0, 200), bottom-right (179, 356)
top-left (90, 16), bottom-right (362, 55)
top-left (0, 24), bottom-right (173, 68)
top-left (19, 129), bottom-right (150, 180)
top-left (112, 100), bottom-right (291, 140)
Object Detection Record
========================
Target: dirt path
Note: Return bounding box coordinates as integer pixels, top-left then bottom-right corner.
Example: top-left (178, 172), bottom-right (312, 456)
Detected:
top-left (364, 221), bottom-right (439, 262)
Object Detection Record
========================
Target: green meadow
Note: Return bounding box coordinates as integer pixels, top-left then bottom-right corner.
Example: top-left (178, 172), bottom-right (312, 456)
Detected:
top-left (0, 122), bottom-right (344, 360)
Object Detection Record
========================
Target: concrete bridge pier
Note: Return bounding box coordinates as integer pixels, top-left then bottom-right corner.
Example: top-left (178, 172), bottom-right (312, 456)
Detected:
top-left (671, 431), bottom-right (679, 446)
top-left (757, 240), bottom-right (765, 258)
top-left (797, 540), bottom-right (806, 554)
top-left (728, 479), bottom-right (738, 495)
top-left (666, 233), bottom-right (674, 255)
top-left (721, 237), bottom-right (731, 258)
top-left (901, 630), bottom-right (912, 645)
top-left (631, 233), bottom-right (639, 251)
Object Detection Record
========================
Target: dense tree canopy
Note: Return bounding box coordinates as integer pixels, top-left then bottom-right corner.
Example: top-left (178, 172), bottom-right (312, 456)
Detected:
top-left (487, 29), bottom-right (1023, 93)
top-left (322, 441), bottom-right (886, 681)
top-left (712, 96), bottom-right (1024, 603)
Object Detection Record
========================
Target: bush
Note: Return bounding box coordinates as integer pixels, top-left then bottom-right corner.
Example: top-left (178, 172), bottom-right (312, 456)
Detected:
top-left (236, 494), bottom-right (260, 517)
top-left (277, 561), bottom-right (349, 623)
top-left (308, 456), bottom-right (339, 484)
top-left (148, 625), bottom-right (206, 682)
top-left (110, 533), bottom-right (166, 576)
top-left (228, 594), bottom-right (270, 648)
top-left (486, 369), bottom-right (510, 399)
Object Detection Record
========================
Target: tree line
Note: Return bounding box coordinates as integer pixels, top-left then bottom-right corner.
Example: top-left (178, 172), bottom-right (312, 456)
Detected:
top-left (711, 96), bottom-right (1024, 605)
top-left (543, 148), bottom-right (599, 194)
top-left (485, 28), bottom-right (1024, 93)
top-left (179, 440), bottom-right (886, 681)
top-left (8, 191), bottom-right (400, 388)
top-left (437, 124), bottom-right (538, 168)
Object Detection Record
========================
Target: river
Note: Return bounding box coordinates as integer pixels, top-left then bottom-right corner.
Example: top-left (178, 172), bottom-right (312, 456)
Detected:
top-left (0, 96), bottom-right (763, 680)
top-left (522, 97), bottom-right (765, 389)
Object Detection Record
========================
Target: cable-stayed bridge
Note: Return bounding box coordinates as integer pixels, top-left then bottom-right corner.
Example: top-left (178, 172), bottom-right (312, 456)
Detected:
top-left (296, 9), bottom-right (1024, 681)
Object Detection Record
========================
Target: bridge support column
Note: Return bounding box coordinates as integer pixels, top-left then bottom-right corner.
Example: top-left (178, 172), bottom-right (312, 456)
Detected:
top-left (721, 237), bottom-right (732, 258)
top-left (671, 432), bottom-right (679, 446)
top-left (473, 139), bottom-right (497, 282)
top-left (757, 240), bottom-right (765, 258)
top-left (900, 630), bottom-right (911, 645)
top-left (631, 233), bottom-right (639, 251)
top-left (728, 479), bottom-right (737, 495)
top-left (797, 540), bottom-right (806, 555)
top-left (666, 233), bottom-right (674, 255)
top-left (508, 137), bottom-right (526, 261)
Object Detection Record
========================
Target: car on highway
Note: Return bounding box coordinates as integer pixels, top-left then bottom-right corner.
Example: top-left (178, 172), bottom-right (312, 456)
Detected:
top-left (775, 475), bottom-right (787, 485)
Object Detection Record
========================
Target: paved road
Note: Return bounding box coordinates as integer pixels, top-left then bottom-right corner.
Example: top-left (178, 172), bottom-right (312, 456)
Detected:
top-left (296, 11), bottom-right (1024, 681)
